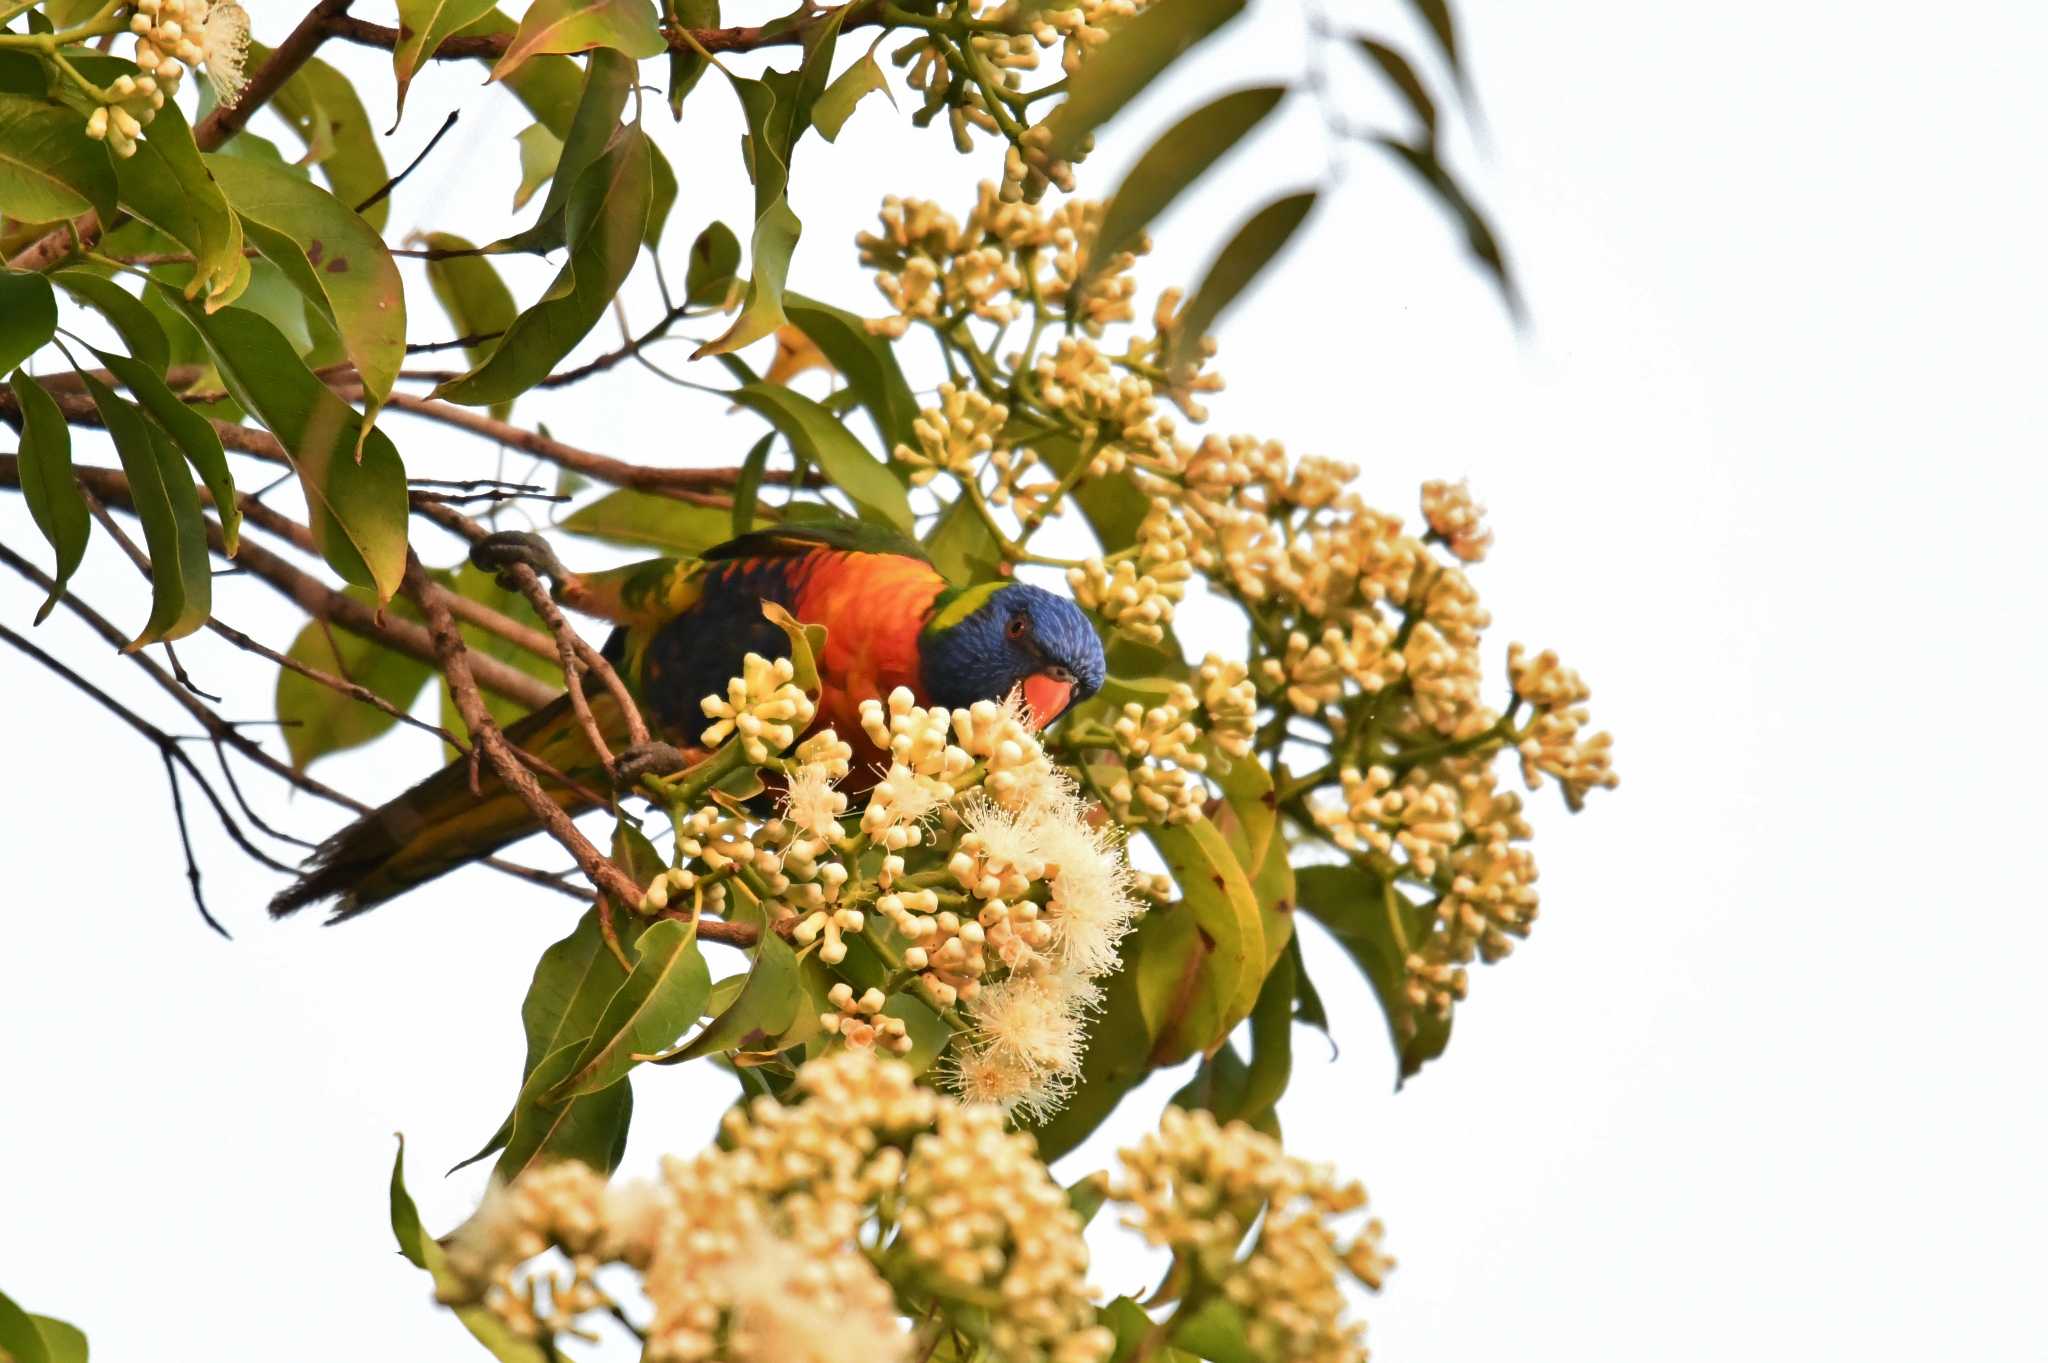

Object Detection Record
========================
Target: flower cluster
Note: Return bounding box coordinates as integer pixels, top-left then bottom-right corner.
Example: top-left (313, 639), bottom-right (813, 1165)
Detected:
top-left (1067, 497), bottom-right (1193, 645)
top-left (699, 652), bottom-right (816, 763)
top-left (441, 1052), bottom-right (1112, 1363)
top-left (1113, 1106), bottom-right (1392, 1363)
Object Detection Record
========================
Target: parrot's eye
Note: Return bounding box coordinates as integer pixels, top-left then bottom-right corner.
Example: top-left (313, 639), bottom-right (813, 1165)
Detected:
top-left (1006, 613), bottom-right (1030, 640)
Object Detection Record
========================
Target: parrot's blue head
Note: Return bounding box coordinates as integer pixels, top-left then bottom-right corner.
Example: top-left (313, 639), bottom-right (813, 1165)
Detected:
top-left (919, 581), bottom-right (1106, 727)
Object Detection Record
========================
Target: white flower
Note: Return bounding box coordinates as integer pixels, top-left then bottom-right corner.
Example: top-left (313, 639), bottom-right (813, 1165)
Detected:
top-left (701, 653), bottom-right (816, 763)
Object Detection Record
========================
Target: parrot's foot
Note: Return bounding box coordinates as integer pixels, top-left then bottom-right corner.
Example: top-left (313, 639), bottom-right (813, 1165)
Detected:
top-left (613, 741), bottom-right (690, 787)
top-left (470, 531), bottom-right (570, 592)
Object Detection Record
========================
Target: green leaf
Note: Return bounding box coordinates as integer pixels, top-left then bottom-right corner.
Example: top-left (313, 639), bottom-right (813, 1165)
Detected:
top-left (256, 49), bottom-right (393, 231)
top-left (0, 91), bottom-right (116, 224)
top-left (1403, 0), bottom-right (1463, 84)
top-left (665, 0), bottom-right (718, 118)
top-left (467, 9), bottom-right (586, 134)
top-left (389, 1139), bottom-right (552, 1362)
top-left (76, 371), bottom-right (211, 646)
top-left (1375, 136), bottom-right (1519, 315)
top-left (785, 292), bottom-right (920, 451)
top-left (491, 0), bottom-right (664, 84)
top-left (89, 347), bottom-right (239, 554)
top-left (494, 1038), bottom-right (635, 1181)
top-left (161, 296), bottom-right (410, 601)
top-left (813, 37), bottom-right (893, 140)
top-left (1044, 0), bottom-right (1246, 161)
top-left (1295, 863), bottom-right (1450, 1083)
top-left (52, 270), bottom-right (168, 373)
top-left (27, 1315), bottom-right (85, 1363)
top-left (0, 1290), bottom-right (51, 1363)
top-left (728, 383), bottom-right (912, 532)
top-left (391, 0), bottom-right (499, 122)
top-left (512, 122), bottom-right (563, 211)
top-left (691, 62), bottom-right (820, 359)
top-left (0, 270), bottom-right (55, 374)
top-left (1144, 814), bottom-right (1266, 1050)
top-left (1067, 1174), bottom-right (1108, 1228)
top-left (546, 917), bottom-right (711, 1100)
top-left (561, 487), bottom-right (741, 555)
top-left (8, 370), bottom-right (88, 623)
top-left (1166, 191), bottom-right (1315, 374)
top-left (685, 219), bottom-right (741, 307)
top-left (650, 928), bottom-right (800, 1063)
top-left (1171, 1296), bottom-right (1258, 1363)
top-left (922, 492), bottom-right (1003, 588)
top-left (207, 154), bottom-right (407, 423)
top-left (1355, 37), bottom-right (1436, 140)
top-left (730, 431), bottom-right (774, 536)
top-left (414, 231), bottom-right (517, 418)
top-left (524, 901), bottom-right (645, 1076)
top-left (1094, 86), bottom-right (1285, 269)
top-left (499, 46), bottom-right (631, 254)
top-left (1236, 943), bottom-right (1294, 1123)
top-left (111, 99), bottom-right (245, 308)
top-left (1027, 429), bottom-right (1150, 552)
top-left (275, 591), bottom-right (434, 769)
top-left (434, 126), bottom-right (654, 406)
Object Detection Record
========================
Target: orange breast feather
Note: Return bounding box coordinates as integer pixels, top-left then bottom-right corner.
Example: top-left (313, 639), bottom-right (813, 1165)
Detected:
top-left (793, 552), bottom-right (948, 749)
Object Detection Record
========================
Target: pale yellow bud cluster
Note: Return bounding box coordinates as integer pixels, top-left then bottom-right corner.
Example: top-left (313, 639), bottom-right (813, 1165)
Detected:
top-left (860, 689), bottom-right (973, 843)
top-left (1067, 498), bottom-right (1192, 645)
top-left (700, 653), bottom-right (815, 763)
top-left (1258, 619), bottom-right (1404, 715)
top-left (1033, 339), bottom-right (1178, 475)
top-left (127, 0), bottom-right (247, 105)
top-left (954, 694), bottom-right (1061, 811)
top-left (1506, 644), bottom-right (1618, 809)
top-left (1313, 767), bottom-right (1464, 877)
top-left (1402, 621), bottom-right (1485, 732)
top-left (1113, 1107), bottom-right (1387, 1363)
top-left (896, 383), bottom-right (1011, 485)
top-left (1194, 653), bottom-right (1259, 757)
top-left (1421, 478), bottom-right (1493, 562)
top-left (82, 72), bottom-right (171, 158)
top-left (1435, 767), bottom-right (1539, 965)
top-left (820, 982), bottom-right (913, 1054)
top-left (897, 1104), bottom-right (1113, 1362)
top-left (1146, 287), bottom-right (1226, 420)
top-left (1104, 692), bottom-right (1207, 824)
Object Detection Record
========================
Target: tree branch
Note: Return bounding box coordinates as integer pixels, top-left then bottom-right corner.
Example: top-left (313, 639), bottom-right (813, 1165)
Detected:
top-left (322, 2), bottom-right (886, 61)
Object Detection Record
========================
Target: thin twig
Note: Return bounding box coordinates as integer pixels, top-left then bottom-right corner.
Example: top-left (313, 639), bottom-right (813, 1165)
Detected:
top-left (355, 109), bottom-right (459, 217)
top-left (322, 3), bottom-right (888, 61)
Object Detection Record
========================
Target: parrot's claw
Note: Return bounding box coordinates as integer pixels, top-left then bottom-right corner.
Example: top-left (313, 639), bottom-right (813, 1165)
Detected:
top-left (613, 741), bottom-right (690, 787)
top-left (470, 531), bottom-right (569, 591)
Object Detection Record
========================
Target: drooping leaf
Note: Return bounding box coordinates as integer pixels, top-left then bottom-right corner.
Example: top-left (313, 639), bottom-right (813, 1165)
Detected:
top-left (110, 100), bottom-right (243, 307)
top-left (1375, 135), bottom-right (1518, 314)
top-left (813, 37), bottom-right (894, 140)
top-left (52, 270), bottom-right (168, 373)
top-left (434, 126), bottom-right (654, 406)
top-left (1093, 85), bottom-right (1285, 268)
top-left (649, 928), bottom-right (800, 1064)
top-left (76, 371), bottom-right (209, 647)
top-left (1295, 862), bottom-right (1451, 1083)
top-left (413, 231), bottom-right (517, 419)
top-left (727, 383), bottom-right (912, 532)
top-left (0, 91), bottom-right (116, 224)
top-left (389, 1139), bottom-right (552, 1362)
top-left (1043, 0), bottom-right (1246, 160)
top-left (206, 154), bottom-right (407, 421)
top-left (730, 431), bottom-right (775, 537)
top-left (27, 1315), bottom-right (85, 1363)
top-left (499, 47), bottom-right (631, 253)
top-left (256, 48), bottom-right (392, 231)
top-left (0, 270), bottom-right (55, 374)
top-left (0, 1289), bottom-right (51, 1363)
top-left (691, 71), bottom-right (805, 359)
top-left (665, 0), bottom-right (719, 118)
top-left (560, 488), bottom-right (742, 555)
top-left (785, 292), bottom-right (919, 451)
top-left (9, 370), bottom-right (89, 624)
top-left (547, 917), bottom-right (711, 1100)
top-left (161, 296), bottom-right (410, 601)
top-left (1403, 0), bottom-right (1463, 84)
top-left (685, 219), bottom-right (741, 307)
top-left (275, 591), bottom-right (434, 769)
top-left (89, 347), bottom-right (239, 554)
top-left (391, 0), bottom-right (499, 123)
top-left (494, 1038), bottom-right (635, 1181)
top-left (490, 0), bottom-right (664, 85)
top-left (1355, 37), bottom-right (1437, 140)
top-left (524, 901), bottom-right (646, 1076)
top-left (512, 122), bottom-right (563, 210)
top-left (1145, 813), bottom-right (1267, 1044)
top-left (1166, 190), bottom-right (1315, 374)
top-left (1236, 944), bottom-right (1294, 1123)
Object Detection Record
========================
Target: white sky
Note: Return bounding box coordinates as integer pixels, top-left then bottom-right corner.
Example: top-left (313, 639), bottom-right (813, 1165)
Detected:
top-left (4, 1), bottom-right (2045, 1358)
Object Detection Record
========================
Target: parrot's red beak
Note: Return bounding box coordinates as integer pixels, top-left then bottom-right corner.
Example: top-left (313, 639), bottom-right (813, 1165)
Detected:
top-left (1021, 673), bottom-right (1075, 729)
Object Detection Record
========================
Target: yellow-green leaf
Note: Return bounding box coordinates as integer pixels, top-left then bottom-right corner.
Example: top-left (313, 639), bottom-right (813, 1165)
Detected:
top-left (546, 917), bottom-right (711, 1100)
top-left (499, 47), bottom-right (631, 254)
top-left (76, 370), bottom-right (210, 647)
top-left (254, 47), bottom-right (392, 230)
top-left (490, 0), bottom-right (664, 85)
top-left (1167, 190), bottom-right (1315, 374)
top-left (560, 489), bottom-right (743, 555)
top-left (813, 37), bottom-right (894, 140)
top-left (391, 0), bottom-right (499, 122)
top-left (649, 928), bottom-right (800, 1064)
top-left (389, 1139), bottom-right (552, 1362)
top-left (90, 346), bottom-right (239, 554)
top-left (53, 270), bottom-right (169, 373)
top-left (1044, 0), bottom-right (1245, 160)
top-left (275, 591), bottom-right (434, 769)
top-left (512, 122), bottom-right (562, 211)
top-left (1094, 85), bottom-right (1285, 268)
top-left (0, 270), bottom-right (55, 374)
top-left (111, 101), bottom-right (243, 307)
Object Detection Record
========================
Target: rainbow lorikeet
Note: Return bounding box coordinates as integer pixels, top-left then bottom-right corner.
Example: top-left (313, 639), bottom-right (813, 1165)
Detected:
top-left (270, 522), bottom-right (1105, 922)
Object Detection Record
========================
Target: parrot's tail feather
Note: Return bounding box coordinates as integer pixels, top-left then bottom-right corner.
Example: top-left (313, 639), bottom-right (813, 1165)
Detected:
top-left (270, 692), bottom-right (614, 921)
